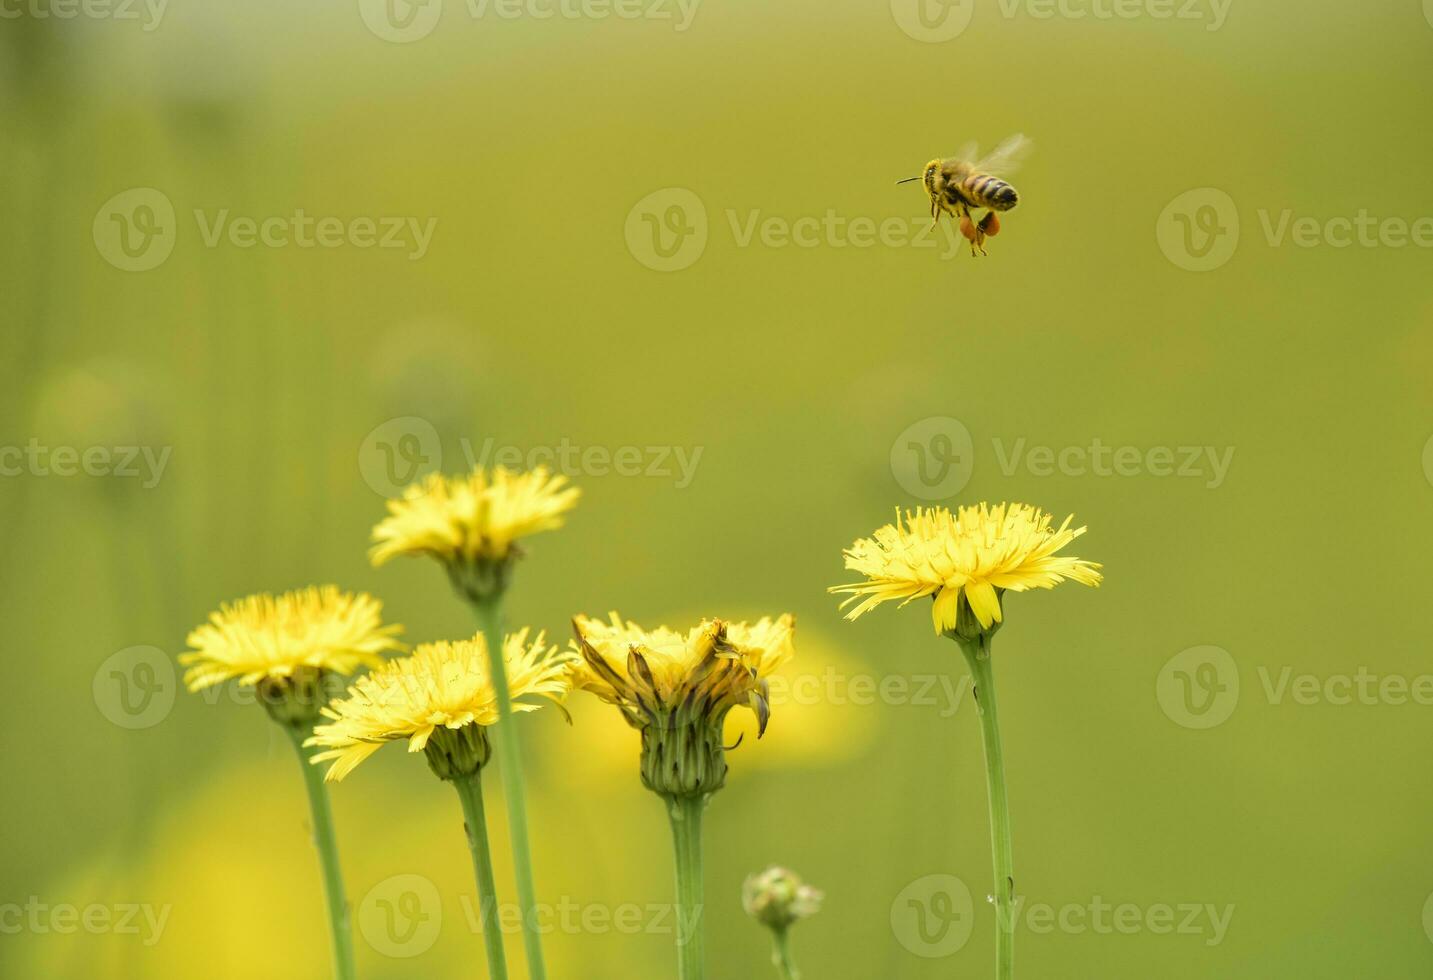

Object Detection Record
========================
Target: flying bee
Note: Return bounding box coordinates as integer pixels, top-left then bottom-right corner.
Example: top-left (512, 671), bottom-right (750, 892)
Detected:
top-left (897, 134), bottom-right (1031, 256)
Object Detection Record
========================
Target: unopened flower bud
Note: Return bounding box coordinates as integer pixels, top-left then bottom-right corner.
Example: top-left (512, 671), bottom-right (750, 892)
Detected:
top-left (742, 866), bottom-right (823, 933)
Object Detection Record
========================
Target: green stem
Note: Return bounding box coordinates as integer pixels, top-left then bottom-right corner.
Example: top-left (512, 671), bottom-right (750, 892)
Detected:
top-left (453, 772), bottom-right (510, 980)
top-left (665, 794), bottom-right (707, 980)
top-left (771, 926), bottom-right (799, 980)
top-left (284, 725), bottom-right (358, 980)
top-left (960, 634), bottom-right (1014, 980)
top-left (471, 597), bottom-right (547, 980)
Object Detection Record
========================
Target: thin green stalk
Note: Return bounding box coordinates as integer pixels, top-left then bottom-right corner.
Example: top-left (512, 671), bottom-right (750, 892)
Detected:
top-left (961, 634), bottom-right (1015, 980)
top-left (471, 597), bottom-right (547, 980)
top-left (665, 794), bottom-right (707, 980)
top-left (454, 772), bottom-right (510, 980)
top-left (771, 926), bottom-right (799, 980)
top-left (284, 725), bottom-right (357, 980)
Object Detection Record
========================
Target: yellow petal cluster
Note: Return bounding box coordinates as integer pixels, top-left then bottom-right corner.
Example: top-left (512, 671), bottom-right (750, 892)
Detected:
top-left (307, 629), bottom-right (574, 782)
top-left (571, 613), bottom-right (795, 733)
top-left (181, 586), bottom-right (404, 691)
top-left (370, 465), bottom-right (580, 567)
top-left (830, 502), bottom-right (1102, 634)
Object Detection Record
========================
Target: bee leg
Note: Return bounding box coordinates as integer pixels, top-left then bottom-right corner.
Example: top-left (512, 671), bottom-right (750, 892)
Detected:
top-left (953, 203), bottom-right (981, 256)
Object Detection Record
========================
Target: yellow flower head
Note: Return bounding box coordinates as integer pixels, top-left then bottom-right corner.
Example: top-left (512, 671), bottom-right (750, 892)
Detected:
top-left (181, 586), bottom-right (404, 692)
top-left (571, 612), bottom-right (795, 798)
top-left (370, 465), bottom-right (580, 569)
top-left (572, 613), bottom-right (794, 731)
top-left (306, 629), bottom-right (574, 782)
top-left (830, 503), bottom-right (1102, 636)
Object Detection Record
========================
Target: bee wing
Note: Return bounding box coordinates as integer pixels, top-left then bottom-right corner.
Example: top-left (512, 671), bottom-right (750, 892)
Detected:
top-left (974, 133), bottom-right (1032, 176)
top-left (953, 140), bottom-right (979, 165)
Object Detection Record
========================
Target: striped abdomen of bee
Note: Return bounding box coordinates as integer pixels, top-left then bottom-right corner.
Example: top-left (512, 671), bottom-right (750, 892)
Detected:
top-left (958, 173), bottom-right (1019, 212)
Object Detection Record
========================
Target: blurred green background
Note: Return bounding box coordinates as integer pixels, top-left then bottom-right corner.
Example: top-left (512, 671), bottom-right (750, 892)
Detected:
top-left (4, 0), bottom-right (1433, 976)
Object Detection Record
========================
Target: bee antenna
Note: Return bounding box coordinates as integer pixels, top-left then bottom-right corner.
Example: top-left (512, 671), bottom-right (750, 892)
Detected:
top-left (895, 176), bottom-right (922, 185)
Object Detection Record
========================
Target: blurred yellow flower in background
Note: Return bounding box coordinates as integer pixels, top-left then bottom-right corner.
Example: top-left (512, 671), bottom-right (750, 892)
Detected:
top-left (370, 465), bottom-right (580, 568)
top-left (831, 502), bottom-right (1102, 635)
top-left (308, 630), bottom-right (575, 782)
top-left (719, 638), bottom-right (880, 772)
top-left (180, 586), bottom-right (404, 691)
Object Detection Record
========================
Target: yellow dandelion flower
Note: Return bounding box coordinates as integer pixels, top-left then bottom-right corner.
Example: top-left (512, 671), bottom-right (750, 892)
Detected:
top-left (181, 585), bottom-right (404, 692)
top-left (830, 502), bottom-right (1102, 635)
top-left (573, 613), bottom-right (794, 729)
top-left (307, 629), bottom-right (574, 783)
top-left (370, 465), bottom-right (580, 569)
top-left (571, 612), bottom-right (795, 798)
